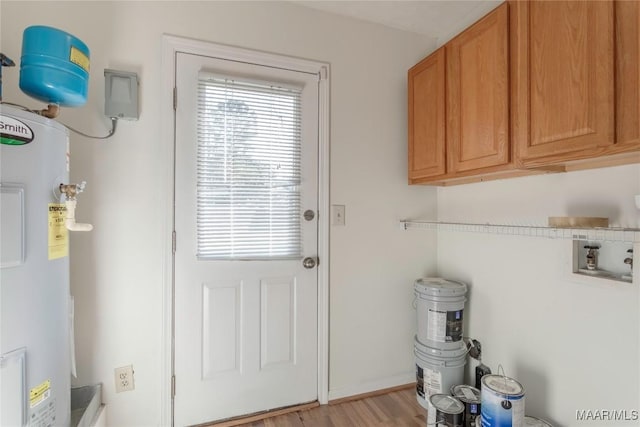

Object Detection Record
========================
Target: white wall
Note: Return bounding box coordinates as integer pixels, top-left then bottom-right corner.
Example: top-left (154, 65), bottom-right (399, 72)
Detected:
top-left (437, 164), bottom-right (640, 427)
top-left (0, 1), bottom-right (438, 425)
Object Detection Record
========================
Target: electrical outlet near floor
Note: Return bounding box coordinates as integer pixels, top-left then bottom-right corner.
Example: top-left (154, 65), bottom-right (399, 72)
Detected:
top-left (114, 365), bottom-right (135, 393)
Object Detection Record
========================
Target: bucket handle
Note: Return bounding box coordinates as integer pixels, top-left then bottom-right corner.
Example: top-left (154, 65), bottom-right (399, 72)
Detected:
top-left (496, 364), bottom-right (513, 411)
top-left (498, 364), bottom-right (505, 377)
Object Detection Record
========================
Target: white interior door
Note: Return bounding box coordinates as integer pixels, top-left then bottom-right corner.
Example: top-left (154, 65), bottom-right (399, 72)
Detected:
top-left (174, 52), bottom-right (319, 426)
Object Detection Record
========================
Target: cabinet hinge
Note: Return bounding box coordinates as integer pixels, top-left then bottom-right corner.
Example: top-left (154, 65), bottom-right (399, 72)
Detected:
top-left (172, 231), bottom-right (177, 254)
top-left (173, 87), bottom-right (177, 110)
top-left (171, 375), bottom-right (176, 397)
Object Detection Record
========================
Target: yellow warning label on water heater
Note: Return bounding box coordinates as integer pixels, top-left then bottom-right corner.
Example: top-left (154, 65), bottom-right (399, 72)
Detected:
top-left (48, 204), bottom-right (68, 260)
top-left (69, 46), bottom-right (90, 72)
top-left (29, 379), bottom-right (51, 409)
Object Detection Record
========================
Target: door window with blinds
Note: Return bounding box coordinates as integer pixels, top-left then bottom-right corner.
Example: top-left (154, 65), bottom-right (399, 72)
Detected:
top-left (196, 73), bottom-right (303, 260)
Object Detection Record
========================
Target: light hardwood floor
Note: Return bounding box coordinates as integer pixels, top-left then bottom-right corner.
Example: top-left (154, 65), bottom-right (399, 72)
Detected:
top-left (220, 386), bottom-right (427, 427)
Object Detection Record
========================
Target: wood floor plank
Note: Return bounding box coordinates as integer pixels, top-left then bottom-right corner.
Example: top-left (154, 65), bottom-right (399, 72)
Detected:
top-left (226, 385), bottom-right (427, 427)
top-left (361, 397), bottom-right (392, 422)
top-left (208, 402), bottom-right (318, 427)
top-left (262, 412), bottom-right (304, 427)
top-left (389, 390), bottom-right (423, 418)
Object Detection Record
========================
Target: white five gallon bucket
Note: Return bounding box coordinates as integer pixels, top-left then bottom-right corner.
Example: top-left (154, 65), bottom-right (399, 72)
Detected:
top-left (480, 374), bottom-right (525, 427)
top-left (414, 336), bottom-right (467, 410)
top-left (414, 278), bottom-right (467, 350)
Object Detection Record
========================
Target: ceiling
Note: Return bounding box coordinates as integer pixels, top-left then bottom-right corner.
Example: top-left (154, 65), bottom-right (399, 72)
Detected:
top-left (293, 0), bottom-right (502, 45)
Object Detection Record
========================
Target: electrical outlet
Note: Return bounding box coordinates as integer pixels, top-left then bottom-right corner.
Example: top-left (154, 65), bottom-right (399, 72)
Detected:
top-left (114, 365), bottom-right (135, 393)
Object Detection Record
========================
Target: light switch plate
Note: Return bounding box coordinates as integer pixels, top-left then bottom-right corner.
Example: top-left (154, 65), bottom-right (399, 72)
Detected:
top-left (332, 205), bottom-right (345, 226)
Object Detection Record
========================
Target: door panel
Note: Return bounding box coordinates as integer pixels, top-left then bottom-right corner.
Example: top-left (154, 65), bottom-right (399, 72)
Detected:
top-left (174, 52), bottom-right (319, 426)
top-left (260, 277), bottom-right (296, 368)
top-left (202, 281), bottom-right (242, 378)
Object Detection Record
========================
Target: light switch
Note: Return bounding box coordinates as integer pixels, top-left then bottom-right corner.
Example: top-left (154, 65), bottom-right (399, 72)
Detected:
top-left (332, 205), bottom-right (345, 226)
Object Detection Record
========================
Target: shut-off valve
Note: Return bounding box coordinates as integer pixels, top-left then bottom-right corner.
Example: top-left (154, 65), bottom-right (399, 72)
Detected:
top-left (59, 181), bottom-right (93, 231)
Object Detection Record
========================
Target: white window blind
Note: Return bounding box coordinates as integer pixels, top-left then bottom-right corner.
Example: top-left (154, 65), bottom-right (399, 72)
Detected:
top-left (196, 74), bottom-right (302, 260)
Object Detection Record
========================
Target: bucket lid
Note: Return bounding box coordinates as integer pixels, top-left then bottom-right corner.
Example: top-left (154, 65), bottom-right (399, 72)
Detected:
top-left (429, 394), bottom-right (464, 415)
top-left (414, 336), bottom-right (468, 358)
top-left (414, 278), bottom-right (467, 297)
top-left (482, 374), bottom-right (524, 396)
top-left (525, 416), bottom-right (553, 427)
top-left (451, 385), bottom-right (481, 403)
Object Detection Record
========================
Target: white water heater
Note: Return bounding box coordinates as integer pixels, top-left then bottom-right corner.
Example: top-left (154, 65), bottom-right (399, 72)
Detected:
top-left (1, 104), bottom-right (71, 426)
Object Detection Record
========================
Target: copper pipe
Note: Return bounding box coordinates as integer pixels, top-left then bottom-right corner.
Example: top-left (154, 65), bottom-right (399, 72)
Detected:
top-left (38, 104), bottom-right (60, 118)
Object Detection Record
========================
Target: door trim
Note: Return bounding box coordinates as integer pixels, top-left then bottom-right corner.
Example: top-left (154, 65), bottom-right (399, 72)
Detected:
top-left (160, 34), bottom-right (330, 426)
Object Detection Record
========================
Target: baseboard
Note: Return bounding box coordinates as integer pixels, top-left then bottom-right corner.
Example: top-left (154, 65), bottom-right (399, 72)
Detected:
top-left (327, 372), bottom-right (415, 402)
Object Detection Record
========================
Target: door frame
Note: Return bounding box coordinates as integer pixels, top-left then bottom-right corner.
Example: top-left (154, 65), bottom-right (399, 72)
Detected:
top-left (160, 34), bottom-right (330, 426)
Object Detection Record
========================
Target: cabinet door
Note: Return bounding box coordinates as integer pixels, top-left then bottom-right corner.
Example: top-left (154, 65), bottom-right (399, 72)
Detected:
top-left (446, 2), bottom-right (509, 173)
top-left (616, 0), bottom-right (640, 147)
top-left (512, 1), bottom-right (615, 163)
top-left (408, 47), bottom-right (446, 182)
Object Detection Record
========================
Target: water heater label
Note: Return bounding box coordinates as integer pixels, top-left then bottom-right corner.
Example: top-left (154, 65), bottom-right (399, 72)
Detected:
top-left (48, 204), bottom-right (68, 260)
top-left (29, 379), bottom-right (51, 409)
top-left (0, 115), bottom-right (34, 145)
top-left (30, 397), bottom-right (56, 427)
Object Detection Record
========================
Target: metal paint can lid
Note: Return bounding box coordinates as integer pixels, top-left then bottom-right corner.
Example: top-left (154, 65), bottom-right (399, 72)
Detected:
top-left (429, 394), bottom-right (465, 415)
top-left (482, 374), bottom-right (525, 397)
top-left (451, 384), bottom-right (481, 403)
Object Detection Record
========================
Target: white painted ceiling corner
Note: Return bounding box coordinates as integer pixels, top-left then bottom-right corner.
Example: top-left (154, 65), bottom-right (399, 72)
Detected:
top-left (291, 0), bottom-right (502, 46)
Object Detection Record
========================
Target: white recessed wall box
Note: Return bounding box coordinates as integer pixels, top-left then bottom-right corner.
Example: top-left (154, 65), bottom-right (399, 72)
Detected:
top-left (104, 69), bottom-right (139, 120)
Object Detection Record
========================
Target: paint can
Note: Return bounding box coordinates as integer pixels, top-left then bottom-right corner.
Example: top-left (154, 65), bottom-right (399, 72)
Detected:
top-left (480, 374), bottom-right (525, 427)
top-left (414, 278), bottom-right (467, 350)
top-left (427, 394), bottom-right (465, 427)
top-left (524, 416), bottom-right (553, 427)
top-left (415, 336), bottom-right (467, 410)
top-left (451, 384), bottom-right (481, 427)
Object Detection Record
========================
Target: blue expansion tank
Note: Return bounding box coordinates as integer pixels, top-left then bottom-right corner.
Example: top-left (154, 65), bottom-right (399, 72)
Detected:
top-left (19, 26), bottom-right (90, 107)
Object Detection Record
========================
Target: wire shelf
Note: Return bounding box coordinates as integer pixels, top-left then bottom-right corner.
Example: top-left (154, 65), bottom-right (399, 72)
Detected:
top-left (400, 220), bottom-right (640, 243)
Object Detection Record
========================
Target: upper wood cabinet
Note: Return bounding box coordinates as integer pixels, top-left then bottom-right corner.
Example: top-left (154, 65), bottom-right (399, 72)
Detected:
top-left (616, 0), bottom-right (640, 148)
top-left (408, 3), bottom-right (512, 184)
top-left (447, 2), bottom-right (509, 174)
top-left (511, 0), bottom-right (623, 166)
top-left (408, 0), bottom-right (639, 185)
top-left (408, 47), bottom-right (446, 181)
